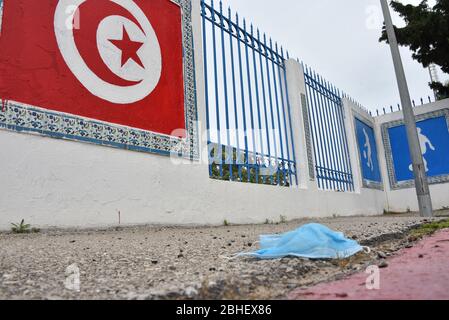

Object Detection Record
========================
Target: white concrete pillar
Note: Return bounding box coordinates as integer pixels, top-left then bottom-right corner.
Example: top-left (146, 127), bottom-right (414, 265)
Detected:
top-left (285, 59), bottom-right (317, 190)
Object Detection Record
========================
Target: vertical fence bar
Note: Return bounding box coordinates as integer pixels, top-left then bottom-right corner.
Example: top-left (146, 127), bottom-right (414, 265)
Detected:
top-left (250, 25), bottom-right (265, 184)
top-left (227, 6), bottom-right (242, 181)
top-left (265, 34), bottom-right (280, 185)
top-left (219, 1), bottom-right (231, 179)
top-left (281, 47), bottom-right (298, 186)
top-left (276, 44), bottom-right (292, 186)
top-left (201, 0), bottom-right (213, 178)
top-left (317, 73), bottom-right (335, 190)
top-left (304, 67), bottom-right (321, 188)
top-left (312, 71), bottom-right (331, 189)
top-left (258, 31), bottom-right (273, 184)
top-left (244, 20), bottom-right (258, 183)
top-left (275, 43), bottom-right (290, 184)
top-left (235, 13), bottom-right (250, 182)
top-left (270, 40), bottom-right (287, 186)
top-left (210, 0), bottom-right (223, 177)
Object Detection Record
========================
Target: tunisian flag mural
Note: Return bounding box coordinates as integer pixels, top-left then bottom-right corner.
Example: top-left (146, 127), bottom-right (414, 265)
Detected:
top-left (0, 0), bottom-right (186, 136)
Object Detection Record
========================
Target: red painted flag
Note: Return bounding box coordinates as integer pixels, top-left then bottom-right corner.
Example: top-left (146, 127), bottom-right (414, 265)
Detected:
top-left (0, 0), bottom-right (186, 136)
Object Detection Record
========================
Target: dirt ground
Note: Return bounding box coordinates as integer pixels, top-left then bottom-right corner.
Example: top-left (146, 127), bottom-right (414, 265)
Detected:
top-left (0, 214), bottom-right (444, 300)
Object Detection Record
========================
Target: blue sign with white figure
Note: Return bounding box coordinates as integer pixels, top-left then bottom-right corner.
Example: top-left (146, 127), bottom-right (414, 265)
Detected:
top-left (355, 118), bottom-right (382, 185)
top-left (388, 116), bottom-right (449, 182)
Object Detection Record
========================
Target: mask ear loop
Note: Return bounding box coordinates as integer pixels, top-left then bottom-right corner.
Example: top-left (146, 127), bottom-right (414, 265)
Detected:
top-left (362, 246), bottom-right (371, 254)
top-left (219, 253), bottom-right (241, 261)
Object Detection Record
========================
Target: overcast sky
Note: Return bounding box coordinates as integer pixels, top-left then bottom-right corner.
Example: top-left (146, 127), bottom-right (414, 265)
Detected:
top-left (223, 0), bottom-right (446, 113)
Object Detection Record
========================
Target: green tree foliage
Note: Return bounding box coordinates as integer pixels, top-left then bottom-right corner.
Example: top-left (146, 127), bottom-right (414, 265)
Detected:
top-left (209, 144), bottom-right (291, 187)
top-left (380, 0), bottom-right (449, 99)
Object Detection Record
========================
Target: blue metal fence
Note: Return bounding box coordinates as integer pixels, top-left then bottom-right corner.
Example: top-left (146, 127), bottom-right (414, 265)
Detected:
top-left (303, 66), bottom-right (354, 191)
top-left (201, 0), bottom-right (297, 187)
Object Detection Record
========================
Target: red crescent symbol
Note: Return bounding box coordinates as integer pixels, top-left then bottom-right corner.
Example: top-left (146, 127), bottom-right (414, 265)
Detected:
top-left (72, 0), bottom-right (144, 87)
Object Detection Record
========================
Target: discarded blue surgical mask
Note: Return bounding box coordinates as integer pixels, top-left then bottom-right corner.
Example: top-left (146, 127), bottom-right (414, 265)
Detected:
top-left (237, 223), bottom-right (367, 260)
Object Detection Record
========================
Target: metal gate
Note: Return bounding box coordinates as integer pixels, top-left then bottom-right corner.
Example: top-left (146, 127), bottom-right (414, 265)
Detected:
top-left (304, 66), bottom-right (354, 191)
top-left (201, 0), bottom-right (298, 187)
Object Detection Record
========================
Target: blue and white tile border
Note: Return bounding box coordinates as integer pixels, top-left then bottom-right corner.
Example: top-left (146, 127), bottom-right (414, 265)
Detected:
top-left (0, 0), bottom-right (199, 160)
top-left (381, 108), bottom-right (449, 190)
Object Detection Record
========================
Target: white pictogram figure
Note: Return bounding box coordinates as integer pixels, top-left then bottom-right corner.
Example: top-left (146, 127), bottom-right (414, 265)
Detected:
top-left (409, 127), bottom-right (436, 172)
top-left (362, 128), bottom-right (374, 171)
top-left (54, 0), bottom-right (162, 104)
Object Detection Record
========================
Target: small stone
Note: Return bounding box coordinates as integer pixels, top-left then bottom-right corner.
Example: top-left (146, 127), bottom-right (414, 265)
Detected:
top-left (377, 251), bottom-right (387, 259)
top-left (151, 260), bottom-right (158, 265)
top-left (69, 240), bottom-right (76, 243)
top-left (378, 260), bottom-right (389, 268)
top-left (209, 267), bottom-right (216, 272)
top-left (418, 254), bottom-right (424, 258)
top-left (184, 286), bottom-right (198, 298)
top-left (405, 244), bottom-right (413, 249)
top-left (247, 242), bottom-right (253, 247)
top-left (177, 254), bottom-right (184, 259)
top-left (336, 293), bottom-right (348, 298)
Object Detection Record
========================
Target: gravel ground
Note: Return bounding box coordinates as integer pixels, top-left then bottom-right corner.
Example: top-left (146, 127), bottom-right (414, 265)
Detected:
top-left (0, 214), bottom-right (443, 300)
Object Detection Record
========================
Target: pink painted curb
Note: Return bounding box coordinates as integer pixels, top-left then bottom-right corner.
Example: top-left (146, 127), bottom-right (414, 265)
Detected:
top-left (289, 229), bottom-right (449, 300)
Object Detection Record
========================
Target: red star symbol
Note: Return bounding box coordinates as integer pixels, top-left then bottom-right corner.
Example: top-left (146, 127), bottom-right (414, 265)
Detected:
top-left (109, 26), bottom-right (145, 68)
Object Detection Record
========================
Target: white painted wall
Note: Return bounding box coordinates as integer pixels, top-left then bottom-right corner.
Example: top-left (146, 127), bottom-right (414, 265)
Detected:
top-left (0, 127), bottom-right (388, 230)
top-left (375, 98), bottom-right (449, 212)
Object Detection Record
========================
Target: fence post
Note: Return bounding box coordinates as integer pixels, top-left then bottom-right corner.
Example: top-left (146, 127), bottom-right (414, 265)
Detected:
top-left (285, 59), bottom-right (317, 190)
top-left (342, 98), bottom-right (362, 193)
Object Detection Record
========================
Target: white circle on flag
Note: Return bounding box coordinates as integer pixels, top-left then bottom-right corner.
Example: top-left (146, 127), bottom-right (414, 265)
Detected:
top-left (54, 0), bottom-right (162, 104)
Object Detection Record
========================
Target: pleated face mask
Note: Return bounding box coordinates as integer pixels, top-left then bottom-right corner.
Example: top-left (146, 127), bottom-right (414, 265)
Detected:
top-left (237, 223), bottom-right (368, 260)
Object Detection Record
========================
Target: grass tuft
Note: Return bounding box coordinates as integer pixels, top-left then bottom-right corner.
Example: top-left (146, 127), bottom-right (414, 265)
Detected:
top-left (409, 219), bottom-right (449, 240)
